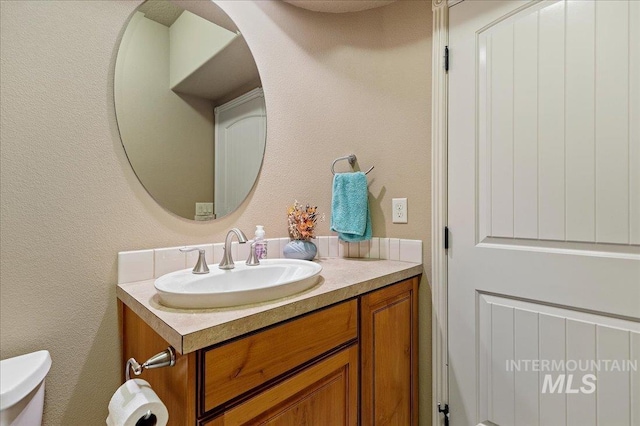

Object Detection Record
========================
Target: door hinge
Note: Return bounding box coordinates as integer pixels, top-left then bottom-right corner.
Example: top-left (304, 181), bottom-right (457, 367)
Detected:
top-left (438, 402), bottom-right (450, 426)
top-left (444, 226), bottom-right (449, 250)
top-left (444, 46), bottom-right (449, 72)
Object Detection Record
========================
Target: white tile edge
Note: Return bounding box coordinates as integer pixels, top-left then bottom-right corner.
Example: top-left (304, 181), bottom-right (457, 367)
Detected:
top-left (117, 237), bottom-right (423, 284)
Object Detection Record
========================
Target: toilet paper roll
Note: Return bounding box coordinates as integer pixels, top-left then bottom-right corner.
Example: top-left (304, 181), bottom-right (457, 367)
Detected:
top-left (106, 379), bottom-right (168, 426)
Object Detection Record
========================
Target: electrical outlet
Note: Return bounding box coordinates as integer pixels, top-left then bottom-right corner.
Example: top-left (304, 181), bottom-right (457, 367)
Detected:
top-left (392, 198), bottom-right (408, 223)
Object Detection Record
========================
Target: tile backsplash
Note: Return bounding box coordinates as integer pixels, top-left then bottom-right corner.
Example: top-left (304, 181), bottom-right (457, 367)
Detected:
top-left (118, 236), bottom-right (423, 284)
top-left (117, 249), bottom-right (154, 284)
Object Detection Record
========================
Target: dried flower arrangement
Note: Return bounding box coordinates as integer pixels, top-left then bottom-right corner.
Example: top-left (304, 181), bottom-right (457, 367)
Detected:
top-left (287, 201), bottom-right (322, 241)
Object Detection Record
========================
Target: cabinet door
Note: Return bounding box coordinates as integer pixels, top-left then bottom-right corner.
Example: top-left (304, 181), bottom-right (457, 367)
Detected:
top-left (361, 278), bottom-right (419, 426)
top-left (203, 345), bottom-right (358, 426)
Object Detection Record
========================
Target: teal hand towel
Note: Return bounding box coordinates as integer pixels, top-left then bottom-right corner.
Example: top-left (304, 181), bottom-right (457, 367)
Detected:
top-left (330, 172), bottom-right (372, 242)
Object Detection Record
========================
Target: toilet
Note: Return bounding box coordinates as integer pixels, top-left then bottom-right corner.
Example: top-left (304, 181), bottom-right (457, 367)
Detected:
top-left (0, 350), bottom-right (51, 426)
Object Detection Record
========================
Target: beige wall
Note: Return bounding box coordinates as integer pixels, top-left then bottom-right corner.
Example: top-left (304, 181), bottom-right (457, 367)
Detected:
top-left (0, 1), bottom-right (432, 424)
top-left (116, 11), bottom-right (214, 219)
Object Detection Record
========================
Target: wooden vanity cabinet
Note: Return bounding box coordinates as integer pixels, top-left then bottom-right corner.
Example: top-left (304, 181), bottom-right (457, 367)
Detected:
top-left (361, 277), bottom-right (419, 426)
top-left (120, 303), bottom-right (198, 425)
top-left (200, 300), bottom-right (358, 414)
top-left (203, 345), bottom-right (359, 426)
top-left (120, 276), bottom-right (419, 426)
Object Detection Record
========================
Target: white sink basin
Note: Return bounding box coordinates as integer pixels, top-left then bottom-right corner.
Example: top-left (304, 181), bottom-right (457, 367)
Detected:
top-left (154, 259), bottom-right (322, 309)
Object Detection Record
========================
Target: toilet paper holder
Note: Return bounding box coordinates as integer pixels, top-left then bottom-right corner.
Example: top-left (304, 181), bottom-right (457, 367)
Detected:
top-left (125, 347), bottom-right (176, 381)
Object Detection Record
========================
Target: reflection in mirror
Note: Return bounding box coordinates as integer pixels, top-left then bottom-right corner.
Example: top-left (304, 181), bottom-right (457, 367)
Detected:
top-left (115, 0), bottom-right (266, 220)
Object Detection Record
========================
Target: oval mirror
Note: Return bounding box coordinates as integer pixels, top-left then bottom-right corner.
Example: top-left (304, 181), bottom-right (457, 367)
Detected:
top-left (114, 0), bottom-right (265, 221)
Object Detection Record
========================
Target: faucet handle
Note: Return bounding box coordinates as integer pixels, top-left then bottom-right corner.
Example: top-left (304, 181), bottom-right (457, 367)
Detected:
top-left (246, 242), bottom-right (260, 266)
top-left (180, 247), bottom-right (210, 274)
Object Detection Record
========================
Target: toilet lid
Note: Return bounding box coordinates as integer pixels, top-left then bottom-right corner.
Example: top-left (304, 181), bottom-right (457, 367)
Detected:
top-left (0, 350), bottom-right (51, 410)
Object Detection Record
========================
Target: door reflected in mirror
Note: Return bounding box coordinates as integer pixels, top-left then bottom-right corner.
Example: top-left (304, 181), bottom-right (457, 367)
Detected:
top-left (114, 0), bottom-right (266, 220)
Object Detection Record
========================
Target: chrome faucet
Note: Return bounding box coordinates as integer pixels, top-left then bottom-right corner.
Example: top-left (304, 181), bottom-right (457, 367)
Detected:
top-left (219, 228), bottom-right (248, 269)
top-left (179, 247), bottom-right (209, 274)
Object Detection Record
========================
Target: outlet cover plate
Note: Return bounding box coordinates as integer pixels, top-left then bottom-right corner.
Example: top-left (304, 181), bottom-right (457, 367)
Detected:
top-left (392, 198), bottom-right (408, 223)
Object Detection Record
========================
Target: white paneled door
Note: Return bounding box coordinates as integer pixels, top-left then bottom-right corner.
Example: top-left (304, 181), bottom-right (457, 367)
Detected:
top-left (214, 88), bottom-right (266, 218)
top-left (448, 1), bottom-right (640, 425)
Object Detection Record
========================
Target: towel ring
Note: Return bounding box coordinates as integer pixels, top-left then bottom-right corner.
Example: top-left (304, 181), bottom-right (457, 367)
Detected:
top-left (331, 154), bottom-right (374, 175)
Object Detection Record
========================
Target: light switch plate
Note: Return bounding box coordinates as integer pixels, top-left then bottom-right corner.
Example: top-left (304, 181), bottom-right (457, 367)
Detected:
top-left (392, 198), bottom-right (408, 223)
top-left (196, 202), bottom-right (214, 216)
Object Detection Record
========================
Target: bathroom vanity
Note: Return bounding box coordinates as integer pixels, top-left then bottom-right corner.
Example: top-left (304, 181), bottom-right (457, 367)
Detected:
top-left (117, 258), bottom-right (421, 425)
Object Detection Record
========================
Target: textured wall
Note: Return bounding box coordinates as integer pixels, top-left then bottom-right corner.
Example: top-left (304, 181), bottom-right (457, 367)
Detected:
top-left (0, 1), bottom-right (432, 424)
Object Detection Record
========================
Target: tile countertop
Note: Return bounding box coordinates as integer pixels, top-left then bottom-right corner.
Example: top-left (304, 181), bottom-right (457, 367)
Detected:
top-left (117, 257), bottom-right (423, 354)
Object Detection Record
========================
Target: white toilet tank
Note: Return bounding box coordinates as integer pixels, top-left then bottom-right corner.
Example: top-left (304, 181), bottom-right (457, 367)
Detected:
top-left (0, 350), bottom-right (51, 426)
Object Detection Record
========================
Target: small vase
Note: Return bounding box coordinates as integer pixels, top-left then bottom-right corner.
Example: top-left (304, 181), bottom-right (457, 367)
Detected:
top-left (283, 239), bottom-right (317, 261)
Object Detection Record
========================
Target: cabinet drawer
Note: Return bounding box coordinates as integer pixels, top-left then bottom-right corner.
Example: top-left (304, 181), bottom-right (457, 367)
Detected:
top-left (201, 299), bottom-right (358, 413)
top-left (202, 345), bottom-right (358, 426)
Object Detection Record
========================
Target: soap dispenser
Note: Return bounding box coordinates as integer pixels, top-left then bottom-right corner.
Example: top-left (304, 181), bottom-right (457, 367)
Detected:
top-left (254, 225), bottom-right (267, 259)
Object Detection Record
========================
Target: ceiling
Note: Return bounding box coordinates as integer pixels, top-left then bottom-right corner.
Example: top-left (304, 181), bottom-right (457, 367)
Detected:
top-left (139, 0), bottom-right (397, 25)
top-left (136, 0), bottom-right (239, 33)
top-left (138, 0), bottom-right (183, 27)
top-left (282, 0), bottom-right (397, 13)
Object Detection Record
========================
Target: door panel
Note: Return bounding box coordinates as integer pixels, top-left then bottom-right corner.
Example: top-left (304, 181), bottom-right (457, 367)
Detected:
top-left (214, 90), bottom-right (266, 218)
top-left (448, 1), bottom-right (640, 425)
top-left (477, 294), bottom-right (640, 426)
top-left (475, 0), bottom-right (640, 249)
